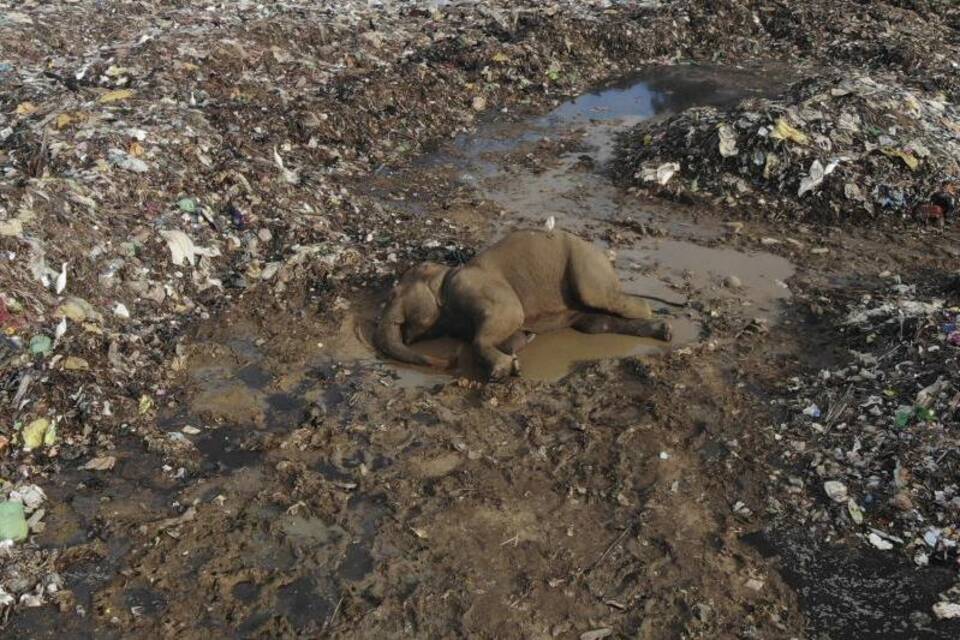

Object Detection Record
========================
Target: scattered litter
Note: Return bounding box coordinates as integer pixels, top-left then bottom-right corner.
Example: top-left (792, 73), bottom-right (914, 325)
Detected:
top-left (823, 481), bottom-right (848, 503)
top-left (81, 456), bottom-right (117, 471)
top-left (744, 578), bottom-right (765, 592)
top-left (29, 335), bottom-right (51, 356)
top-left (0, 502), bottom-right (28, 542)
top-left (867, 533), bottom-right (893, 551)
top-left (21, 418), bottom-right (55, 450)
top-left (160, 230), bottom-right (221, 267)
top-left (932, 602), bottom-right (960, 620)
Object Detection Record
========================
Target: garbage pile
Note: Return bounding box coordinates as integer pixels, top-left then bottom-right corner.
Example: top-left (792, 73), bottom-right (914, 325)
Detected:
top-left (1, 0), bottom-right (677, 613)
top-left (0, 0), bottom-right (667, 458)
top-left (615, 71), bottom-right (960, 222)
top-left (689, 0), bottom-right (960, 100)
top-left (0, 484), bottom-right (61, 610)
top-left (768, 274), bottom-right (960, 566)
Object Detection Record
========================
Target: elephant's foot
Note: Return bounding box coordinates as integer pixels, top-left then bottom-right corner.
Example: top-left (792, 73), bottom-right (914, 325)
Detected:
top-left (654, 320), bottom-right (672, 342)
top-left (573, 313), bottom-right (672, 341)
top-left (484, 350), bottom-right (519, 381)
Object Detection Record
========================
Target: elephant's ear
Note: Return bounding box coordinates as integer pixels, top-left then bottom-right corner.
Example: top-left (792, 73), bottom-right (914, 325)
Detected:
top-left (374, 296), bottom-right (445, 367)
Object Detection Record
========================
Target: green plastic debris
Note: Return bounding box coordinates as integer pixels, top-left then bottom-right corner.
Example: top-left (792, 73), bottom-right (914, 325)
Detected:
top-left (0, 501), bottom-right (28, 542)
top-left (178, 197), bottom-right (197, 214)
top-left (21, 417), bottom-right (56, 450)
top-left (29, 334), bottom-right (52, 356)
top-left (894, 407), bottom-right (913, 428)
top-left (895, 405), bottom-right (937, 428)
top-left (545, 62), bottom-right (561, 82)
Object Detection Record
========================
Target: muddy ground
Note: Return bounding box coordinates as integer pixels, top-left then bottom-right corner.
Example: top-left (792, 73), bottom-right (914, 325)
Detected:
top-left (3, 1), bottom-right (960, 639)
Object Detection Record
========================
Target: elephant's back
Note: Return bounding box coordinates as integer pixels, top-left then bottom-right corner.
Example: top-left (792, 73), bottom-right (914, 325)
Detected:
top-left (470, 229), bottom-right (575, 314)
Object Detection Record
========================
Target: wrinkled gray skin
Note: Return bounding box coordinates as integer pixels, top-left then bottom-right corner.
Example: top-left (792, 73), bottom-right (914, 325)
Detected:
top-left (375, 229), bottom-right (672, 379)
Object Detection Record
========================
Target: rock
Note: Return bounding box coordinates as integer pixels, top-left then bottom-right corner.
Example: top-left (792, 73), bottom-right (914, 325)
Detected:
top-left (580, 629), bottom-right (612, 640)
top-left (472, 96), bottom-right (487, 112)
top-left (723, 275), bottom-right (742, 289)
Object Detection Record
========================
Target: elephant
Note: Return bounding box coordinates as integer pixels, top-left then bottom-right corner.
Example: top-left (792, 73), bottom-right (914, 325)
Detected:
top-left (374, 229), bottom-right (675, 379)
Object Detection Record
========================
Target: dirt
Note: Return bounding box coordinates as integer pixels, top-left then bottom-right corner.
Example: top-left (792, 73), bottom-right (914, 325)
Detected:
top-left (5, 2), bottom-right (960, 639)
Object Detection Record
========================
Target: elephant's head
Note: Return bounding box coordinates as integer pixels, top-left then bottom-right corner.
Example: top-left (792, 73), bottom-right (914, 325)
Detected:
top-left (375, 262), bottom-right (452, 368)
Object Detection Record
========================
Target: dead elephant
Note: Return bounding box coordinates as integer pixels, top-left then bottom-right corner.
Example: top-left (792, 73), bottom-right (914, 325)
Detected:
top-left (375, 229), bottom-right (673, 379)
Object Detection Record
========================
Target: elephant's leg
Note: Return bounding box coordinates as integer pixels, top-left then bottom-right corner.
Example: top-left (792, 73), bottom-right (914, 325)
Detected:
top-left (498, 330), bottom-right (533, 356)
top-left (567, 244), bottom-right (653, 320)
top-left (447, 271), bottom-right (526, 379)
top-left (572, 312), bottom-right (672, 341)
top-left (474, 309), bottom-right (525, 379)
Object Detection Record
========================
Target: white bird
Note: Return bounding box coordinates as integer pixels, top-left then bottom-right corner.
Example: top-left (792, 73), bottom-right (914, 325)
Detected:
top-left (55, 262), bottom-right (67, 294)
top-left (544, 215), bottom-right (556, 232)
top-left (54, 317), bottom-right (67, 343)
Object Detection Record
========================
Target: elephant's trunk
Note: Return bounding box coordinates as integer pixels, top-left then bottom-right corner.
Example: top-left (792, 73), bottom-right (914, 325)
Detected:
top-left (374, 301), bottom-right (442, 367)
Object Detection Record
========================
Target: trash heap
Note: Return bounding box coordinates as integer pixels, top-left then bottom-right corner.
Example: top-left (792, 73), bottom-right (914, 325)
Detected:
top-left (769, 275), bottom-right (960, 567)
top-left (0, 484), bottom-right (61, 610)
top-left (0, 0), bottom-right (665, 457)
top-left (616, 72), bottom-right (960, 221)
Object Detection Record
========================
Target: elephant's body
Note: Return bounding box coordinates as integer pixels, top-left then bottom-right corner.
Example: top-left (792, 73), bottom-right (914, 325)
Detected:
top-left (375, 229), bottom-right (671, 379)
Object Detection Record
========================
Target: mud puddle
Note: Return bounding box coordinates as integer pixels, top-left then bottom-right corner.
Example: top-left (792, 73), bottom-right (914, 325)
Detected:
top-left (424, 64), bottom-right (788, 234)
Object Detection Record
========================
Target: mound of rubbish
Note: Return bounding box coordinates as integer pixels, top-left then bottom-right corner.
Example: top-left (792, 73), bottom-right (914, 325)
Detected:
top-left (768, 274), bottom-right (960, 567)
top-left (615, 72), bottom-right (960, 222)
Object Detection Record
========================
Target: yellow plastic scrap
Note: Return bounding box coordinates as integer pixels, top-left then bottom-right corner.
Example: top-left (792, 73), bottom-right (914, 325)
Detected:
top-left (903, 94), bottom-right (923, 116)
top-left (139, 394), bottom-right (154, 415)
top-left (881, 148), bottom-right (919, 171)
top-left (770, 118), bottom-right (809, 145)
top-left (98, 89), bottom-right (135, 104)
top-left (21, 418), bottom-right (56, 450)
top-left (63, 356), bottom-right (90, 370)
top-left (15, 101), bottom-right (37, 116)
top-left (491, 52), bottom-right (510, 63)
top-left (55, 113), bottom-right (74, 128)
